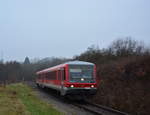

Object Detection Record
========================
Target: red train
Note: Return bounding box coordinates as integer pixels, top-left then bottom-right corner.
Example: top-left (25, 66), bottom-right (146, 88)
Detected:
top-left (36, 61), bottom-right (98, 97)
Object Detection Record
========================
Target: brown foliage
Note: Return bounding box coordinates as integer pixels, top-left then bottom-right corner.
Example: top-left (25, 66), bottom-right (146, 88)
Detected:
top-left (92, 56), bottom-right (150, 115)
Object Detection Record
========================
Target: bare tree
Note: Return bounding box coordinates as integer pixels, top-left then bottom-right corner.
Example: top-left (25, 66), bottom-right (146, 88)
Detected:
top-left (109, 37), bottom-right (147, 56)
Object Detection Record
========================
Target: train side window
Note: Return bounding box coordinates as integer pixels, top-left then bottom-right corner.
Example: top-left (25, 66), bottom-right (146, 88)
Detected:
top-left (40, 74), bottom-right (42, 79)
top-left (47, 72), bottom-right (51, 80)
top-left (53, 71), bottom-right (57, 80)
top-left (58, 70), bottom-right (61, 80)
top-left (62, 69), bottom-right (66, 80)
top-left (46, 71), bottom-right (57, 80)
top-left (37, 74), bottom-right (40, 79)
top-left (46, 73), bottom-right (49, 80)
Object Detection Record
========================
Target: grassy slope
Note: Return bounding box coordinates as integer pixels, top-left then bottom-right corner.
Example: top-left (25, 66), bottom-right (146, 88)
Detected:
top-left (0, 83), bottom-right (64, 115)
top-left (0, 85), bottom-right (29, 115)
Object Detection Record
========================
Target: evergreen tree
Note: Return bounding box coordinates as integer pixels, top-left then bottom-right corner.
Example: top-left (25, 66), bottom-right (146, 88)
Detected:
top-left (24, 57), bottom-right (30, 64)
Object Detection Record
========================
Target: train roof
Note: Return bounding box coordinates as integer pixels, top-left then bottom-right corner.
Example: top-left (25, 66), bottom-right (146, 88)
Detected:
top-left (36, 61), bottom-right (94, 74)
top-left (64, 61), bottom-right (94, 65)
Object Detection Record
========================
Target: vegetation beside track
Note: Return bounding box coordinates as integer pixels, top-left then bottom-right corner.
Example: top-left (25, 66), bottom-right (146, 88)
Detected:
top-left (0, 83), bottom-right (64, 115)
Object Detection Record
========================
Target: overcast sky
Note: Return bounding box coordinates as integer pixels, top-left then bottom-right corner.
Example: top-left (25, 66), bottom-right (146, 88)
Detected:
top-left (0, 0), bottom-right (150, 62)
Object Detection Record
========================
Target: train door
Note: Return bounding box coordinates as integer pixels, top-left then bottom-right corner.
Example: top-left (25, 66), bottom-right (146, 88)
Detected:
top-left (60, 68), bottom-right (66, 95)
top-left (57, 70), bottom-right (61, 85)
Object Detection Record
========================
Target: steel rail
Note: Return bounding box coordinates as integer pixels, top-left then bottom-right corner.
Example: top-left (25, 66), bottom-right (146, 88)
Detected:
top-left (74, 101), bottom-right (129, 115)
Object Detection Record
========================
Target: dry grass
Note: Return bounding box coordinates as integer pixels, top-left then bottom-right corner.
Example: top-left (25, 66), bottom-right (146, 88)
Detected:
top-left (0, 86), bottom-right (29, 115)
top-left (0, 83), bottom-right (64, 115)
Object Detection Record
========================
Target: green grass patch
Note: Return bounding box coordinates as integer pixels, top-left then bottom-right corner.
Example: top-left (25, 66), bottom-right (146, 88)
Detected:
top-left (0, 85), bottom-right (29, 115)
top-left (0, 83), bottom-right (64, 115)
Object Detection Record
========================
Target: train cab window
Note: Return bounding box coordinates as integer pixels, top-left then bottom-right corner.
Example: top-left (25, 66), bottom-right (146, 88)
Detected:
top-left (68, 65), bottom-right (95, 83)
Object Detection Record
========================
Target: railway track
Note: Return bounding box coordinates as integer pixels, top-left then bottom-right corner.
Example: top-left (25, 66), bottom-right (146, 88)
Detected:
top-left (74, 101), bottom-right (129, 115)
top-left (26, 82), bottom-right (129, 115)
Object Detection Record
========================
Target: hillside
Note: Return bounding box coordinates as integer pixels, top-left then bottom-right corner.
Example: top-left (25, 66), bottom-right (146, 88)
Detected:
top-left (89, 56), bottom-right (150, 115)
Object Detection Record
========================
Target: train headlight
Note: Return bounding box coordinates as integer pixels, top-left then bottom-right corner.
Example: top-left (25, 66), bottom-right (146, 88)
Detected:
top-left (81, 78), bottom-right (84, 81)
top-left (91, 85), bottom-right (94, 88)
top-left (70, 85), bottom-right (74, 88)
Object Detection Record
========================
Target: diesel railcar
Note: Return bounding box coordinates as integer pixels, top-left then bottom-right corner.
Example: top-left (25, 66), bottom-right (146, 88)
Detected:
top-left (36, 61), bottom-right (98, 96)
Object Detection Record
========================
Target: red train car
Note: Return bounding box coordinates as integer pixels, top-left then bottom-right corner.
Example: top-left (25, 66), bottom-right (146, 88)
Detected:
top-left (36, 61), bottom-right (97, 96)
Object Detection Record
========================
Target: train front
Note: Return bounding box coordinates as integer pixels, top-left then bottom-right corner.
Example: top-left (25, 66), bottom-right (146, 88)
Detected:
top-left (62, 62), bottom-right (97, 97)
